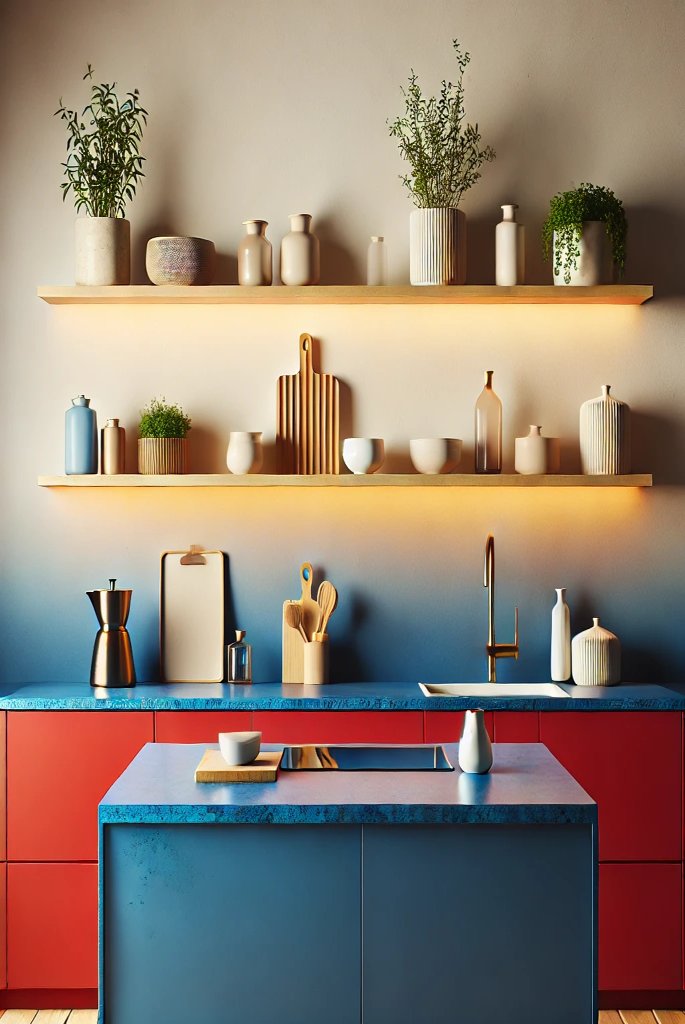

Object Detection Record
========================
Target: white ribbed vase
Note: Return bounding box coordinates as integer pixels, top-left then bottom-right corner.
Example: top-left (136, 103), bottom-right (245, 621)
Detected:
top-left (571, 617), bottom-right (621, 687)
top-left (579, 385), bottom-right (631, 474)
top-left (410, 208), bottom-right (466, 285)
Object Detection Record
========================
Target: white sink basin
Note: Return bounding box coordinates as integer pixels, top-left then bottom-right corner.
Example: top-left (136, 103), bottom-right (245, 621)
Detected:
top-left (419, 682), bottom-right (568, 698)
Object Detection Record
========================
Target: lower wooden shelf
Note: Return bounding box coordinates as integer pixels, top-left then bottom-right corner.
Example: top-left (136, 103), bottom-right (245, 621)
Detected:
top-left (37, 473), bottom-right (653, 488)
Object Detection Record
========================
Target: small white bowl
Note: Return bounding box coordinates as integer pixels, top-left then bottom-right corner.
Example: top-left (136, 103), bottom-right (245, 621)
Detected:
top-left (342, 437), bottom-right (385, 475)
top-left (410, 438), bottom-right (462, 475)
top-left (218, 730), bottom-right (262, 766)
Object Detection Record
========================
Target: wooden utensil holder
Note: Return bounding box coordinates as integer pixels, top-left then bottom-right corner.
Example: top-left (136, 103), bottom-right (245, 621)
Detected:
top-left (303, 634), bottom-right (329, 685)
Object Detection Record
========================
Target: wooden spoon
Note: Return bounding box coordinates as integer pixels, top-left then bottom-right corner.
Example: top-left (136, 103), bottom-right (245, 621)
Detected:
top-left (316, 580), bottom-right (338, 635)
top-left (284, 602), bottom-right (308, 642)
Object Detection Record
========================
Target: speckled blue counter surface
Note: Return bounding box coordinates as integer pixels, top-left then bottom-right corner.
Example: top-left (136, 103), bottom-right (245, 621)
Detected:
top-left (99, 741), bottom-right (596, 825)
top-left (2, 679), bottom-right (684, 709)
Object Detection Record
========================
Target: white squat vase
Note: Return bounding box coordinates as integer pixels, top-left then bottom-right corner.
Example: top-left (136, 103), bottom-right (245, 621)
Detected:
top-left (280, 214), bottom-right (320, 285)
top-left (495, 204), bottom-right (525, 286)
top-left (514, 425), bottom-right (560, 475)
top-left (75, 216), bottom-right (130, 286)
top-left (410, 208), bottom-right (466, 285)
top-left (579, 385), bottom-right (631, 474)
top-left (551, 588), bottom-right (571, 682)
top-left (226, 431), bottom-right (263, 475)
top-left (553, 220), bottom-right (613, 286)
top-left (571, 617), bottom-right (621, 687)
top-left (238, 220), bottom-right (272, 286)
top-left (458, 710), bottom-right (493, 774)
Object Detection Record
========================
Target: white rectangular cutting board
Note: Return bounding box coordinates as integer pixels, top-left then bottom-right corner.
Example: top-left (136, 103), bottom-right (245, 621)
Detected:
top-left (160, 551), bottom-right (225, 682)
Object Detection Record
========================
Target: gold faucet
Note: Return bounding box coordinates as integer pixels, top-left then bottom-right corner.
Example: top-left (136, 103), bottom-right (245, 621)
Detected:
top-left (484, 534), bottom-right (519, 682)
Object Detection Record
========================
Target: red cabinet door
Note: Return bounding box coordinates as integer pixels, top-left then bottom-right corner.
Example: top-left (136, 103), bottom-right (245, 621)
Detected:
top-left (540, 712), bottom-right (682, 861)
top-left (155, 711), bottom-right (252, 743)
top-left (0, 711), bottom-right (5, 859)
top-left (7, 862), bottom-right (98, 989)
top-left (493, 711), bottom-right (538, 742)
top-left (0, 863), bottom-right (6, 990)
top-left (7, 711), bottom-right (153, 861)
top-left (424, 711), bottom-right (494, 743)
top-left (599, 862), bottom-right (682, 990)
top-left (253, 711), bottom-right (423, 744)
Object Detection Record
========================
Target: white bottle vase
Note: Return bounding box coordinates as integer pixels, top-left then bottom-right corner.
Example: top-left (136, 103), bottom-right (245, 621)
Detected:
top-left (238, 220), bottom-right (272, 286)
top-left (579, 385), bottom-right (631, 475)
top-left (551, 588), bottom-right (571, 682)
top-left (495, 204), bottom-right (525, 286)
top-left (514, 425), bottom-right (560, 475)
top-left (75, 216), bottom-right (130, 285)
top-left (409, 208), bottom-right (466, 285)
top-left (458, 710), bottom-right (493, 774)
top-left (280, 214), bottom-right (320, 285)
top-left (367, 236), bottom-right (386, 285)
top-left (571, 617), bottom-right (621, 687)
top-left (226, 431), bottom-right (263, 474)
top-left (553, 220), bottom-right (613, 286)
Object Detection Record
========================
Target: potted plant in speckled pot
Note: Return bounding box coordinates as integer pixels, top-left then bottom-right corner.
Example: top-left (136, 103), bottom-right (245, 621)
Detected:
top-left (138, 398), bottom-right (191, 474)
top-left (542, 182), bottom-right (627, 286)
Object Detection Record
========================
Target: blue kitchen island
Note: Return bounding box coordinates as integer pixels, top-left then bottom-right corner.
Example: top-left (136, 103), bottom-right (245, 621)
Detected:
top-left (99, 742), bottom-right (597, 1024)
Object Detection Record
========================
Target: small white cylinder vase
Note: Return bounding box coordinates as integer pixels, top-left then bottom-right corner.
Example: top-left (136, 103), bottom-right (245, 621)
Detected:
top-left (553, 221), bottom-right (613, 286)
top-left (571, 617), bottom-right (621, 687)
top-left (458, 710), bottom-right (493, 774)
top-left (514, 425), bottom-right (560, 475)
top-left (551, 588), bottom-right (571, 682)
top-left (410, 208), bottom-right (466, 285)
top-left (579, 385), bottom-right (631, 475)
top-left (75, 216), bottom-right (130, 285)
top-left (280, 214), bottom-right (320, 285)
top-left (495, 204), bottom-right (525, 286)
top-left (226, 431), bottom-right (263, 474)
top-left (367, 236), bottom-right (387, 285)
top-left (238, 220), bottom-right (272, 286)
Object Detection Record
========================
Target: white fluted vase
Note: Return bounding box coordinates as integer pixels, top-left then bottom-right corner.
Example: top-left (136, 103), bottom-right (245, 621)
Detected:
top-left (580, 385), bottom-right (631, 474)
top-left (410, 208), bottom-right (466, 285)
top-left (571, 617), bottom-right (621, 687)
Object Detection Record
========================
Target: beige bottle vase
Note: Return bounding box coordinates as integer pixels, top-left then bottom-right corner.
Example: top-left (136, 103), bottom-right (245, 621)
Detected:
top-left (280, 214), bottom-right (320, 285)
top-left (238, 220), bottom-right (272, 286)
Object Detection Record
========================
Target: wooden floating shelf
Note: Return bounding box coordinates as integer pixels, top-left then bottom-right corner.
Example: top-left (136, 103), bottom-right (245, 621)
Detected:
top-left (38, 473), bottom-right (653, 488)
top-left (37, 284), bottom-right (653, 306)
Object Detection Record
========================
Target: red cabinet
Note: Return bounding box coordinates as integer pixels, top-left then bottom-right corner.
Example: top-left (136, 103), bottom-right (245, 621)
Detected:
top-left (0, 712), bottom-right (5, 859)
top-left (493, 711), bottom-right (538, 742)
top-left (7, 862), bottom-right (97, 989)
top-left (0, 863), bottom-right (6, 990)
top-left (155, 711), bottom-right (252, 743)
top-left (599, 862), bottom-right (682, 990)
top-left (540, 711), bottom-right (682, 861)
top-left (424, 711), bottom-right (494, 743)
top-left (253, 711), bottom-right (423, 744)
top-left (7, 711), bottom-right (153, 861)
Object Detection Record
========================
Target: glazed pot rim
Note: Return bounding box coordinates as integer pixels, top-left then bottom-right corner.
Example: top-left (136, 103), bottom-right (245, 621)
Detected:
top-left (147, 236), bottom-right (214, 245)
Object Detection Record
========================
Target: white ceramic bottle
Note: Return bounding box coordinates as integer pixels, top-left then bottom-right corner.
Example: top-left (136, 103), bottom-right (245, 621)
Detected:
top-left (367, 236), bottom-right (386, 285)
top-left (458, 710), bottom-right (493, 774)
top-left (579, 385), bottom-right (631, 475)
top-left (495, 204), bottom-right (525, 286)
top-left (475, 370), bottom-right (502, 473)
top-left (280, 214), bottom-right (320, 285)
top-left (514, 425), bottom-right (561, 475)
top-left (238, 220), bottom-right (272, 286)
top-left (551, 588), bottom-right (571, 682)
top-left (571, 617), bottom-right (621, 686)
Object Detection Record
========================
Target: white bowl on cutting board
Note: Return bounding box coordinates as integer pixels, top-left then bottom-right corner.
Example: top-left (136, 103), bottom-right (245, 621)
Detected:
top-left (218, 731), bottom-right (262, 765)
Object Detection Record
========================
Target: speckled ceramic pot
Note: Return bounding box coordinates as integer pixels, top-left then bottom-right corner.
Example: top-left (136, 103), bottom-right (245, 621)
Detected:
top-left (146, 236), bottom-right (216, 285)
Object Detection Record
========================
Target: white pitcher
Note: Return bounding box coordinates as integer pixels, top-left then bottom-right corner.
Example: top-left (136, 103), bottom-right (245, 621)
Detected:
top-left (458, 709), bottom-right (493, 774)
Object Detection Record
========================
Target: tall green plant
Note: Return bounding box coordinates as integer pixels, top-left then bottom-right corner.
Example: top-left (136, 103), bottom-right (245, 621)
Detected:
top-left (388, 39), bottom-right (495, 209)
top-left (542, 183), bottom-right (627, 284)
top-left (55, 65), bottom-right (147, 217)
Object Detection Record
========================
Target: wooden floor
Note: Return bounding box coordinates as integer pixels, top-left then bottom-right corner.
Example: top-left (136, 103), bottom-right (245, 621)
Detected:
top-left (0, 1012), bottom-right (681, 1023)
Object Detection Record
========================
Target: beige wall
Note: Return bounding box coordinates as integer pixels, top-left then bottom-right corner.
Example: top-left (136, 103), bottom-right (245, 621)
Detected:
top-left (1, 0), bottom-right (683, 684)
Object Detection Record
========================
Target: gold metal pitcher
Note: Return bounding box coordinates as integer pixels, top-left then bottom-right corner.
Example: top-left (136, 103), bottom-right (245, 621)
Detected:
top-left (87, 578), bottom-right (136, 688)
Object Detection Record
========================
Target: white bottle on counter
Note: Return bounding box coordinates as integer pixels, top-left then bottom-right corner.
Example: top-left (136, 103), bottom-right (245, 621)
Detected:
top-left (551, 588), bottom-right (571, 681)
top-left (495, 204), bottom-right (525, 286)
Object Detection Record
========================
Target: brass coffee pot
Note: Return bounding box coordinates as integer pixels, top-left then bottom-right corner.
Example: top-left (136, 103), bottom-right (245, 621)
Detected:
top-left (87, 578), bottom-right (136, 687)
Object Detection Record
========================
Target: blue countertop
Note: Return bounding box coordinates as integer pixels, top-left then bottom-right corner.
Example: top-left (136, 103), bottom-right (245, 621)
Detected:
top-left (2, 679), bottom-right (685, 710)
top-left (99, 741), bottom-right (597, 826)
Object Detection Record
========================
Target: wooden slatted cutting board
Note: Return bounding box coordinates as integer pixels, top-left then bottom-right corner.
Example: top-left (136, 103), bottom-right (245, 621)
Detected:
top-left (277, 333), bottom-right (340, 474)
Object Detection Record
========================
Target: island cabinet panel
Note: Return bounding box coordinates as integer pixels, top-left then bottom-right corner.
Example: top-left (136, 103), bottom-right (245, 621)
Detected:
top-left (0, 863), bottom-right (6, 990)
top-left (155, 710), bottom-right (252, 742)
top-left (252, 710), bottom-right (423, 743)
top-left (599, 862), bottom-right (682, 990)
top-left (539, 711), bottom-right (682, 861)
top-left (7, 862), bottom-right (98, 988)
top-left (0, 712), bottom-right (5, 859)
top-left (424, 711), bottom-right (494, 742)
top-left (7, 711), bottom-right (153, 861)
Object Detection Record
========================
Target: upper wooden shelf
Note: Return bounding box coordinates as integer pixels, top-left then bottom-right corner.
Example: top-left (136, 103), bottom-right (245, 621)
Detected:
top-left (37, 285), bottom-right (654, 306)
top-left (38, 473), bottom-right (652, 488)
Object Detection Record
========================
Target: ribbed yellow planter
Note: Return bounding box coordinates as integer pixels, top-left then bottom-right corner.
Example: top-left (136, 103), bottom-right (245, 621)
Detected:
top-left (138, 438), bottom-right (188, 474)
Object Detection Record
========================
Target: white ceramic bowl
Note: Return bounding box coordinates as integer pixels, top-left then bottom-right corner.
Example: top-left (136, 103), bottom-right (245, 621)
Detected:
top-left (218, 730), bottom-right (262, 766)
top-left (342, 437), bottom-right (385, 475)
top-left (409, 438), bottom-right (462, 475)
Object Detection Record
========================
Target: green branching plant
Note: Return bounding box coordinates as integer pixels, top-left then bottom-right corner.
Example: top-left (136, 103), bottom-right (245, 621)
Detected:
top-left (542, 183), bottom-right (627, 284)
top-left (55, 65), bottom-right (147, 217)
top-left (139, 399), bottom-right (191, 439)
top-left (388, 39), bottom-right (495, 209)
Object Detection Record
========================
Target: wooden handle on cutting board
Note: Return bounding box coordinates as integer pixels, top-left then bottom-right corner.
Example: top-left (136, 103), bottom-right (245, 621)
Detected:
top-left (300, 561), bottom-right (314, 600)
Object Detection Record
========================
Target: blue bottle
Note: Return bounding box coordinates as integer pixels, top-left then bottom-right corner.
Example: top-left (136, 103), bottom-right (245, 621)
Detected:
top-left (65, 395), bottom-right (98, 474)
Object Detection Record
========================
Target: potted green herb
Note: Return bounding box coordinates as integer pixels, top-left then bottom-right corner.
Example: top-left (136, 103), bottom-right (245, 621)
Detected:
top-left (138, 398), bottom-right (191, 475)
top-left (56, 65), bottom-right (147, 286)
top-left (542, 183), bottom-right (627, 286)
top-left (388, 39), bottom-right (495, 285)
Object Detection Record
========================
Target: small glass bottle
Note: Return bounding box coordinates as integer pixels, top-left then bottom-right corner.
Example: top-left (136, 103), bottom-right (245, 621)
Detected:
top-left (367, 236), bottom-right (386, 285)
top-left (227, 629), bottom-right (252, 683)
top-left (475, 370), bottom-right (502, 473)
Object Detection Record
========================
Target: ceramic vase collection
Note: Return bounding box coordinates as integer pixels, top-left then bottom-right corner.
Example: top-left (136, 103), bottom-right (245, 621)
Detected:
top-left (409, 207), bottom-right (466, 285)
top-left (280, 214), bottom-right (320, 285)
top-left (75, 217), bottom-right (130, 286)
top-left (458, 710), bottom-right (493, 774)
top-left (571, 617), bottom-right (621, 686)
top-left (65, 395), bottom-right (98, 474)
top-left (579, 385), bottom-right (631, 474)
top-left (226, 431), bottom-right (263, 474)
top-left (475, 370), bottom-right (502, 473)
top-left (553, 220), bottom-right (613, 286)
top-left (495, 204), bottom-right (525, 286)
top-left (238, 221), bottom-right (273, 286)
top-left (551, 588), bottom-right (571, 682)
top-left (514, 425), bottom-right (561, 475)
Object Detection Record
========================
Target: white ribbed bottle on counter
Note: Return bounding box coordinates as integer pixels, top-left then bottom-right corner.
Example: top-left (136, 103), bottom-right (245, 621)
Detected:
top-left (551, 588), bottom-right (571, 681)
top-left (579, 385), bottom-right (631, 474)
top-left (571, 617), bottom-right (621, 686)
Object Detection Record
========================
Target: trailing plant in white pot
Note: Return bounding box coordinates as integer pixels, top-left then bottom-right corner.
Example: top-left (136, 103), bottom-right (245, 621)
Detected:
top-left (542, 183), bottom-right (627, 286)
top-left (56, 65), bottom-right (147, 285)
top-left (388, 39), bottom-right (495, 285)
